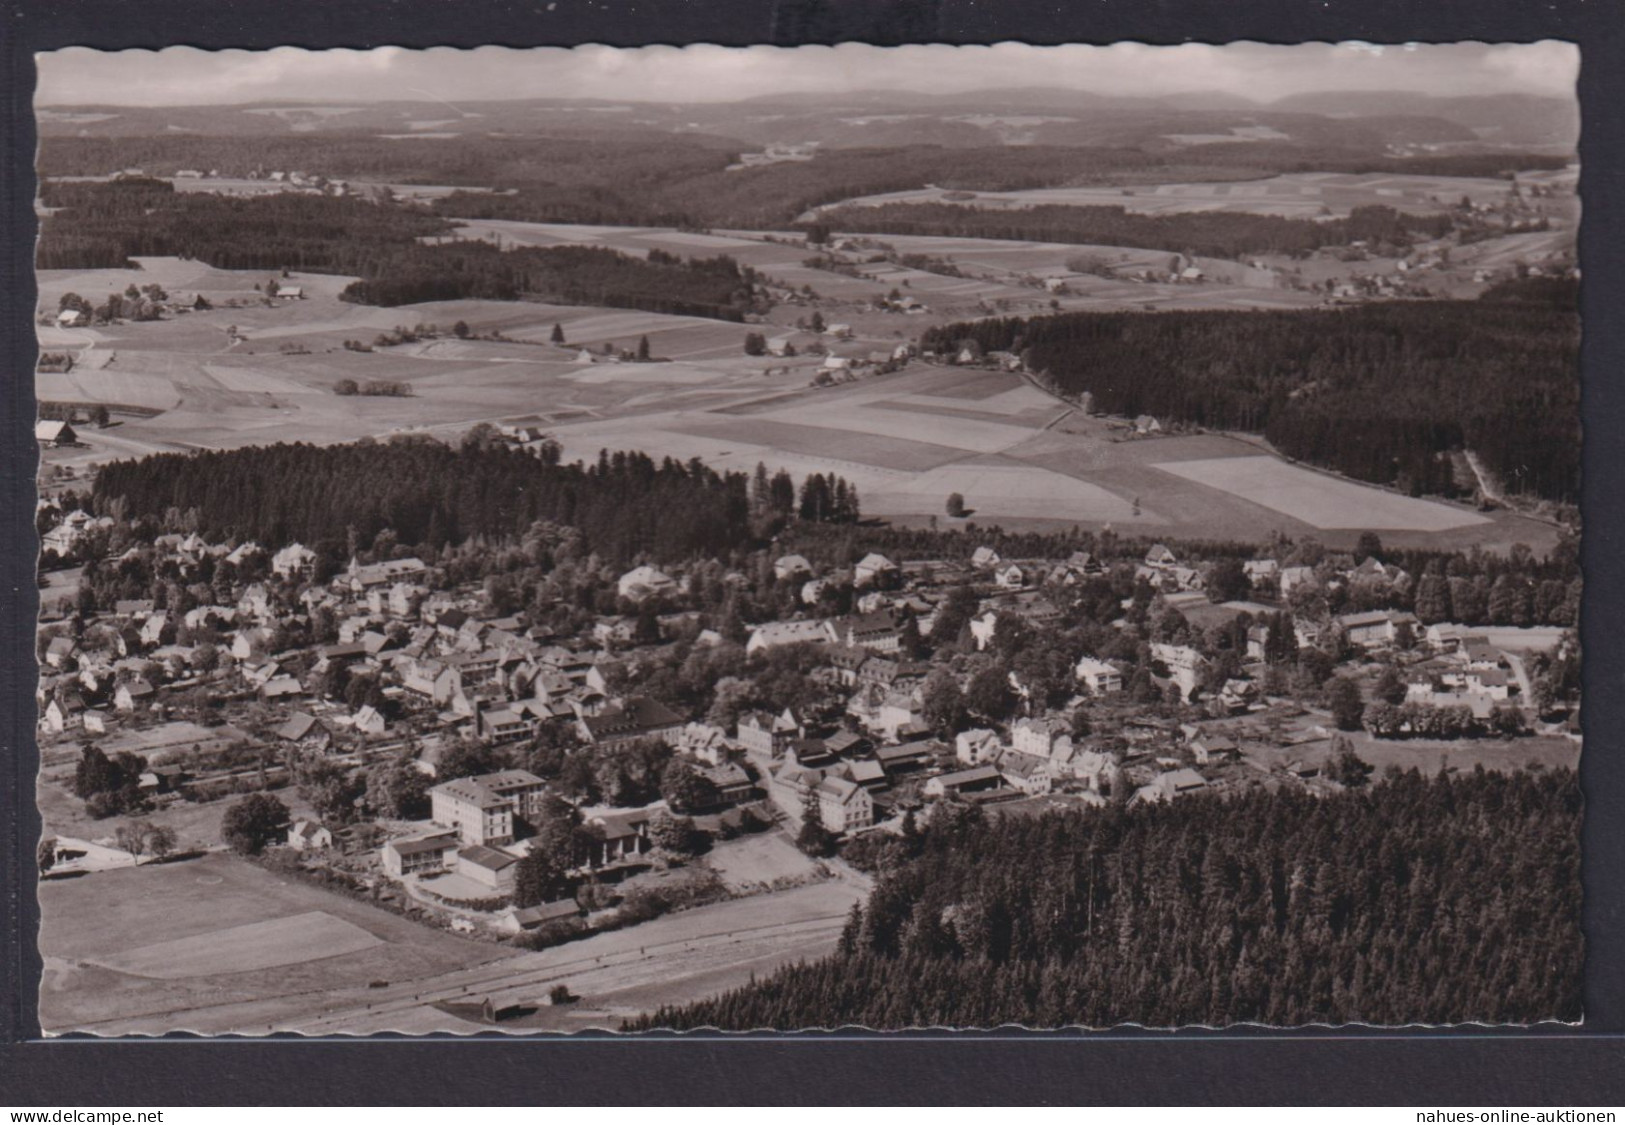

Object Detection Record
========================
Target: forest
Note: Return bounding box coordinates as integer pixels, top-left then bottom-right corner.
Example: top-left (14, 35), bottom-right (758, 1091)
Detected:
top-left (89, 440), bottom-right (759, 567)
top-left (923, 287), bottom-right (1580, 503)
top-left (36, 132), bottom-right (1568, 233)
top-left (629, 766), bottom-right (1583, 1030)
top-left (36, 179), bottom-right (765, 320)
top-left (36, 177), bottom-right (452, 271)
top-left (338, 242), bottom-right (760, 319)
top-left (812, 201), bottom-right (1455, 259)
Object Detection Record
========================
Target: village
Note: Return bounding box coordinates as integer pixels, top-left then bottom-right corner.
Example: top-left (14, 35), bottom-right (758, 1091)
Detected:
top-left (34, 474), bottom-right (1579, 954)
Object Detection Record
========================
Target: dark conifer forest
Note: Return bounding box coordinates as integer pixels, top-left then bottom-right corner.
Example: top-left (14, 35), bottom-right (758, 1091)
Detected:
top-left (36, 133), bottom-right (1567, 233)
top-left (90, 441), bottom-right (756, 566)
top-left (36, 179), bottom-right (761, 320)
top-left (629, 767), bottom-right (1583, 1030)
top-left (923, 287), bottom-right (1579, 503)
top-left (812, 201), bottom-right (1455, 259)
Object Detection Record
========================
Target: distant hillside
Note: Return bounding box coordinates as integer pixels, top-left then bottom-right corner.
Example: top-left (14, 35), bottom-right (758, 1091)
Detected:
top-left (1268, 92), bottom-right (1579, 148)
top-left (36, 89), bottom-right (1574, 154)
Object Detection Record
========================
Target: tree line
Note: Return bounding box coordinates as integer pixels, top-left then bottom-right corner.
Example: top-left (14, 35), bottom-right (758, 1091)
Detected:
top-left (36, 178), bottom-right (766, 322)
top-left (628, 766), bottom-right (1582, 1029)
top-left (811, 202), bottom-right (1455, 260)
top-left (922, 289), bottom-right (1579, 503)
top-left (38, 130), bottom-right (1567, 234)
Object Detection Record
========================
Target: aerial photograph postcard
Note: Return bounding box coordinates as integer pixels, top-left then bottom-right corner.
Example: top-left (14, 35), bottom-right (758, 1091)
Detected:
top-left (31, 41), bottom-right (1582, 1034)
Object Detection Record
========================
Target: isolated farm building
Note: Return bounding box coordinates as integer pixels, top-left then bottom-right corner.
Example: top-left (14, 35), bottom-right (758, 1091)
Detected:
top-left (287, 820), bottom-right (333, 852)
top-left (824, 323), bottom-right (853, 338)
top-left (382, 832), bottom-right (459, 878)
top-left (766, 335), bottom-right (798, 357)
top-left (55, 308), bottom-right (84, 327)
top-left (577, 695), bottom-right (683, 747)
top-left (1043, 277), bottom-right (1070, 293)
top-left (275, 286), bottom-right (304, 300)
top-left (822, 354), bottom-right (853, 372)
top-left (853, 553), bottom-right (899, 588)
top-left (1133, 415), bottom-right (1162, 435)
top-left (616, 565), bottom-right (677, 602)
top-left (1075, 657), bottom-right (1123, 695)
top-left (35, 420), bottom-right (76, 447)
top-left (774, 554), bottom-right (813, 581)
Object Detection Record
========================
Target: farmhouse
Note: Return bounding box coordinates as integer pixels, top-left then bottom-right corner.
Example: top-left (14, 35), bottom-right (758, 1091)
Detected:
top-left (35, 420), bottom-right (77, 447)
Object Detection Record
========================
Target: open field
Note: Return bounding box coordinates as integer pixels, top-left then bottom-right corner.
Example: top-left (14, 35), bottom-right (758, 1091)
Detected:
top-left (702, 831), bottom-right (822, 892)
top-left (101, 911), bottom-right (382, 979)
top-left (284, 879), bottom-right (866, 1035)
top-left (1153, 455), bottom-right (1493, 532)
top-left (38, 850), bottom-right (515, 1034)
top-left (35, 257), bottom-right (1561, 553)
top-left (814, 171), bottom-right (1543, 220)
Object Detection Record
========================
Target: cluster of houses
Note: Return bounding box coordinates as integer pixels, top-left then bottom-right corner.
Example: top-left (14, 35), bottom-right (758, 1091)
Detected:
top-left (37, 512), bottom-right (1553, 935)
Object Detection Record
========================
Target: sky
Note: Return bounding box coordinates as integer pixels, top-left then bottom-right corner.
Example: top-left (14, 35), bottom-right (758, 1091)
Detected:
top-left (35, 41), bottom-right (1579, 108)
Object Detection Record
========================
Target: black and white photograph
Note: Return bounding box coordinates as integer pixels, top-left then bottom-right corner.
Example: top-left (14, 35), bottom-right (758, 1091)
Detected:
top-left (29, 40), bottom-right (1584, 1036)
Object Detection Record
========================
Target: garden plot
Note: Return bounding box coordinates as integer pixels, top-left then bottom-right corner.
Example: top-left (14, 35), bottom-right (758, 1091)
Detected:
top-left (1153, 456), bottom-right (1491, 531)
